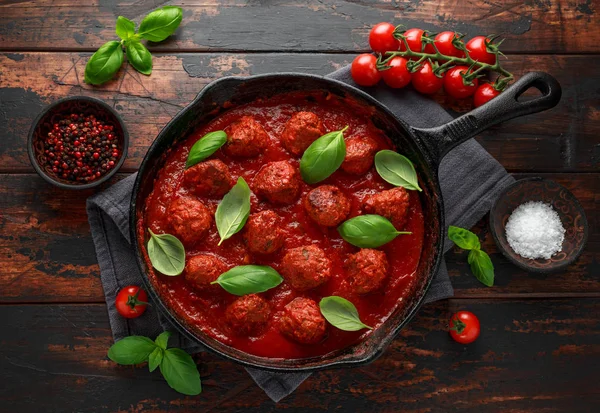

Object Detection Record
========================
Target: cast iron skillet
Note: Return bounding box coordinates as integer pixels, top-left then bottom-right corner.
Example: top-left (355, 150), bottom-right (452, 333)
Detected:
top-left (131, 72), bottom-right (561, 372)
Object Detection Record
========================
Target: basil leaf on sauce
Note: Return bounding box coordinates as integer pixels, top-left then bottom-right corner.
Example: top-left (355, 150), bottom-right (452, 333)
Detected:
top-left (84, 40), bottom-right (124, 85)
top-left (319, 296), bottom-right (372, 331)
top-left (159, 348), bottom-right (202, 396)
top-left (374, 150), bottom-right (422, 191)
top-left (448, 225), bottom-right (481, 250)
top-left (211, 265), bottom-right (283, 296)
top-left (148, 347), bottom-right (163, 372)
top-left (300, 126), bottom-right (348, 184)
top-left (107, 336), bottom-right (157, 365)
top-left (337, 214), bottom-right (411, 248)
top-left (126, 40), bottom-right (153, 75)
top-left (138, 6), bottom-right (183, 42)
top-left (215, 177), bottom-right (251, 245)
top-left (147, 229), bottom-right (185, 276)
top-left (185, 131), bottom-right (227, 168)
top-left (468, 249), bottom-right (495, 287)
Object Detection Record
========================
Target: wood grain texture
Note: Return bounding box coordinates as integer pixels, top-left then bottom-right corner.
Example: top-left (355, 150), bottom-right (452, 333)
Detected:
top-left (0, 0), bottom-right (598, 53)
top-left (0, 172), bottom-right (597, 303)
top-left (1, 53), bottom-right (599, 173)
top-left (1, 299), bottom-right (599, 412)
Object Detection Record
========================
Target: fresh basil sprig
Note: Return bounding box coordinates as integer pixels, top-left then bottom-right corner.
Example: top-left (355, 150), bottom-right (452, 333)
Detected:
top-left (211, 265), bottom-right (283, 295)
top-left (319, 296), bottom-right (372, 331)
top-left (300, 126), bottom-right (348, 184)
top-left (147, 229), bottom-right (185, 276)
top-left (374, 150), bottom-right (422, 191)
top-left (337, 214), bottom-right (411, 248)
top-left (448, 225), bottom-right (494, 287)
top-left (108, 331), bottom-right (202, 396)
top-left (215, 177), bottom-right (251, 245)
top-left (186, 131), bottom-right (227, 168)
top-left (85, 6), bottom-right (183, 84)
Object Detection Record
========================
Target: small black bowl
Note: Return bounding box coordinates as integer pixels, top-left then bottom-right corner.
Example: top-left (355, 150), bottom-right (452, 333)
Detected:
top-left (28, 96), bottom-right (128, 190)
top-left (490, 177), bottom-right (588, 273)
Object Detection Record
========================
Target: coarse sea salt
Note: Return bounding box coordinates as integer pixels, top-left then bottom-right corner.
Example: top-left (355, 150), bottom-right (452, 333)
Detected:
top-left (505, 201), bottom-right (565, 260)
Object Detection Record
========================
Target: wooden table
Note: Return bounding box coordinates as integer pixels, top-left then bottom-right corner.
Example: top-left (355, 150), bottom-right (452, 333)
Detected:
top-left (1, 1), bottom-right (598, 411)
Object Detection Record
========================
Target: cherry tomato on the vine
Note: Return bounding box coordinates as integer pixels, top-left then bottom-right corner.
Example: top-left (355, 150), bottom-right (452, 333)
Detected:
top-left (411, 61), bottom-right (444, 94)
top-left (433, 31), bottom-right (465, 58)
top-left (381, 56), bottom-right (411, 88)
top-left (449, 311), bottom-right (480, 344)
top-left (443, 66), bottom-right (479, 99)
top-left (399, 28), bottom-right (427, 53)
top-left (474, 83), bottom-right (501, 107)
top-left (369, 22), bottom-right (400, 54)
top-left (351, 54), bottom-right (382, 87)
top-left (116, 286), bottom-right (148, 319)
top-left (466, 36), bottom-right (497, 65)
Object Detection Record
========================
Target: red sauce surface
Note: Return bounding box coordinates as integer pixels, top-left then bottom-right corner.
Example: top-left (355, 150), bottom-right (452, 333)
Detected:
top-left (139, 91), bottom-right (425, 359)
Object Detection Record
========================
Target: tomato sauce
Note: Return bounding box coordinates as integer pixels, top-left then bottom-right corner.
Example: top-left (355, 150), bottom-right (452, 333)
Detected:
top-left (139, 91), bottom-right (425, 359)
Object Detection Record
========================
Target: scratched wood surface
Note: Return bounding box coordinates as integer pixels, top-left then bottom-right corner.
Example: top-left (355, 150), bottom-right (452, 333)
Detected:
top-left (0, 0), bottom-right (599, 412)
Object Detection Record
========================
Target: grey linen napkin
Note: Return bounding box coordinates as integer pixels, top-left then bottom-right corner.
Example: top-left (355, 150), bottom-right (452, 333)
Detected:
top-left (86, 66), bottom-right (514, 402)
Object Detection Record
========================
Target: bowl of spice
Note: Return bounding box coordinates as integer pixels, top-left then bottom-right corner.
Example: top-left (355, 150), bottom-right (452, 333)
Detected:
top-left (490, 177), bottom-right (588, 273)
top-left (28, 96), bottom-right (128, 189)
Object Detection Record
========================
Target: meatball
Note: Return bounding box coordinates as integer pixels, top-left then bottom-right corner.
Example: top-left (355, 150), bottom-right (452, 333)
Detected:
top-left (183, 159), bottom-right (233, 198)
top-left (243, 210), bottom-right (285, 254)
top-left (363, 187), bottom-right (411, 229)
top-left (279, 297), bottom-right (327, 344)
top-left (281, 112), bottom-right (325, 155)
top-left (346, 249), bottom-right (389, 294)
top-left (304, 185), bottom-right (351, 227)
top-left (185, 254), bottom-right (227, 291)
top-left (341, 136), bottom-right (379, 175)
top-left (225, 294), bottom-right (270, 336)
top-left (281, 245), bottom-right (331, 291)
top-left (253, 161), bottom-right (301, 205)
top-left (224, 116), bottom-right (269, 157)
top-left (167, 196), bottom-right (212, 246)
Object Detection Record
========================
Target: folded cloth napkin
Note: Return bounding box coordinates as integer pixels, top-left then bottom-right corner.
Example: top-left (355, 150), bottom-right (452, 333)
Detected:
top-left (87, 66), bottom-right (514, 402)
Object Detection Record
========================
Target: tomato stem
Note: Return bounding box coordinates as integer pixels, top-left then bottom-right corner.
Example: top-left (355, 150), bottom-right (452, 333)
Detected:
top-left (449, 318), bottom-right (466, 334)
top-left (126, 288), bottom-right (149, 311)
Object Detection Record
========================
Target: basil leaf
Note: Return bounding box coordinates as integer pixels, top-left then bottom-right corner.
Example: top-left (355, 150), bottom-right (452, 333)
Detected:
top-left (160, 348), bottom-right (202, 396)
top-left (155, 331), bottom-right (171, 350)
top-left (147, 229), bottom-right (185, 276)
top-left (215, 177), bottom-right (251, 246)
top-left (337, 214), bottom-right (411, 248)
top-left (116, 16), bottom-right (136, 40)
top-left (148, 347), bottom-right (163, 372)
top-left (300, 126), bottom-right (348, 184)
top-left (138, 6), bottom-right (183, 42)
top-left (374, 150), bottom-right (422, 191)
top-left (468, 249), bottom-right (495, 287)
top-left (186, 131), bottom-right (227, 168)
top-left (126, 41), bottom-right (153, 75)
top-left (84, 41), bottom-right (124, 85)
top-left (319, 296), bottom-right (371, 331)
top-left (211, 265), bottom-right (282, 296)
top-left (107, 336), bottom-right (156, 365)
top-left (448, 225), bottom-right (481, 250)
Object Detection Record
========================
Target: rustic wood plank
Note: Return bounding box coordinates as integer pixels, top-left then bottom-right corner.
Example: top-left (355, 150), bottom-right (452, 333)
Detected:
top-left (0, 172), bottom-right (597, 303)
top-left (1, 52), bottom-right (599, 173)
top-left (0, 0), bottom-right (598, 53)
top-left (1, 299), bottom-right (598, 412)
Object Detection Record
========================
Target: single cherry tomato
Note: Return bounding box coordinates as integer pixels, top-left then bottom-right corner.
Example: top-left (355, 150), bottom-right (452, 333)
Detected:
top-left (116, 286), bottom-right (148, 319)
top-left (351, 54), bottom-right (382, 87)
top-left (466, 36), bottom-right (496, 65)
top-left (399, 28), bottom-right (426, 53)
top-left (474, 83), bottom-right (501, 107)
top-left (369, 22), bottom-right (399, 54)
top-left (433, 31), bottom-right (465, 58)
top-left (381, 56), bottom-right (411, 88)
top-left (411, 61), bottom-right (444, 94)
top-left (449, 311), bottom-right (480, 344)
top-left (443, 66), bottom-right (479, 99)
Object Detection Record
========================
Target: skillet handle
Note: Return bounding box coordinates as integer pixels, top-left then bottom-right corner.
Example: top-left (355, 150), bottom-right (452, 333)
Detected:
top-left (410, 71), bottom-right (562, 165)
